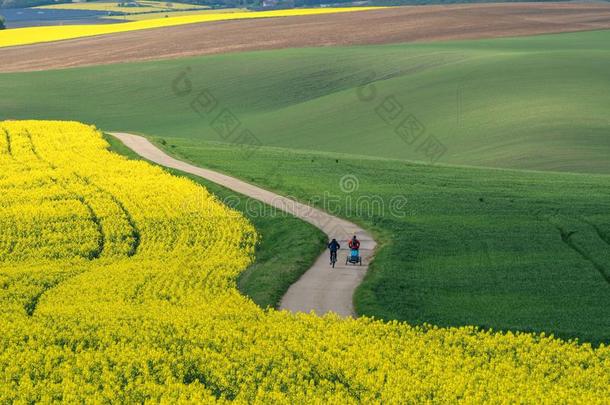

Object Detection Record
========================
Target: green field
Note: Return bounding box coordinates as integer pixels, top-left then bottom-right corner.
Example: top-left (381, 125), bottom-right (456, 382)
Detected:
top-left (2, 30), bottom-right (610, 173)
top-left (2, 29), bottom-right (610, 343)
top-left (143, 138), bottom-right (610, 345)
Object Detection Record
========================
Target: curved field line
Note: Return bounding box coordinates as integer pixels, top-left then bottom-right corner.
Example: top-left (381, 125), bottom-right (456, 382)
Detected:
top-left (2, 129), bottom-right (11, 156)
top-left (76, 176), bottom-right (141, 257)
top-left (74, 194), bottom-right (105, 260)
top-left (109, 132), bottom-right (377, 317)
top-left (558, 226), bottom-right (610, 285)
top-left (580, 218), bottom-right (610, 247)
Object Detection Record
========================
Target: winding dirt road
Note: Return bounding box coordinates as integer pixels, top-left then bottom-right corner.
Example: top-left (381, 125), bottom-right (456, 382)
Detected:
top-left (110, 132), bottom-right (375, 317)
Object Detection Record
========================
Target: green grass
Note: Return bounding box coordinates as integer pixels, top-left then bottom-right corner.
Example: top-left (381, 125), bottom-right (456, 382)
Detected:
top-left (150, 138), bottom-right (610, 345)
top-left (103, 134), bottom-right (326, 309)
top-left (2, 30), bottom-right (610, 173)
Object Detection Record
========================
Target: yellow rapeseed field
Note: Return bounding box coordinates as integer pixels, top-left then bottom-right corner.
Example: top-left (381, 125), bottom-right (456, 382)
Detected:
top-left (0, 120), bottom-right (608, 402)
top-left (0, 7), bottom-right (380, 48)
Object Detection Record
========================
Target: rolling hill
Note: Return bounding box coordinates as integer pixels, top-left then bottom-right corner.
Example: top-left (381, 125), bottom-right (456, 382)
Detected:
top-left (2, 29), bottom-right (610, 173)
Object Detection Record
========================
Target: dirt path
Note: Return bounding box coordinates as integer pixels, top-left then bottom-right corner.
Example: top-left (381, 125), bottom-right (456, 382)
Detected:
top-left (4, 3), bottom-right (610, 72)
top-left (110, 132), bottom-right (375, 317)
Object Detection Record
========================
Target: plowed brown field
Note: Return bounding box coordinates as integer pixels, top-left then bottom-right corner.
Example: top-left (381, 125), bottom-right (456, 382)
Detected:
top-left (2, 3), bottom-right (610, 72)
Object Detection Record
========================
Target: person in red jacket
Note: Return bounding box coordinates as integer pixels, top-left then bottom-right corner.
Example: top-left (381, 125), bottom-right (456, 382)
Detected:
top-left (348, 235), bottom-right (360, 258)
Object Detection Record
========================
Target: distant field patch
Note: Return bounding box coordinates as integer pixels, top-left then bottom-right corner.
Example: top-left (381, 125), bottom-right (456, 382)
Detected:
top-left (109, 8), bottom-right (248, 21)
top-left (0, 7), bottom-right (379, 48)
top-left (37, 0), bottom-right (209, 14)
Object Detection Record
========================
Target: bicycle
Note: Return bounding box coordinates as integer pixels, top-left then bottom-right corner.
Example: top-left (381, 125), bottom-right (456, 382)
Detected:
top-left (330, 250), bottom-right (338, 268)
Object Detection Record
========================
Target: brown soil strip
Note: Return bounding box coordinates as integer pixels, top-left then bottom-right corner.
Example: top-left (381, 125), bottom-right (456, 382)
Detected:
top-left (2, 3), bottom-right (610, 72)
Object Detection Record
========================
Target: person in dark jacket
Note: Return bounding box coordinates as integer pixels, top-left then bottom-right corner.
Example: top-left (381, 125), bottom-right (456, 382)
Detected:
top-left (328, 238), bottom-right (340, 265)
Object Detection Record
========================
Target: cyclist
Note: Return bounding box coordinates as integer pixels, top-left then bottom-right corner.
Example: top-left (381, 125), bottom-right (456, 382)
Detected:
top-left (348, 235), bottom-right (360, 259)
top-left (328, 238), bottom-right (341, 265)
